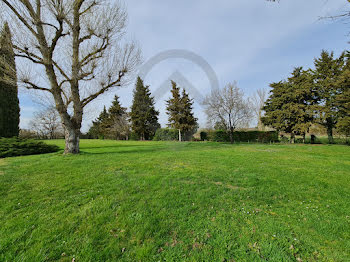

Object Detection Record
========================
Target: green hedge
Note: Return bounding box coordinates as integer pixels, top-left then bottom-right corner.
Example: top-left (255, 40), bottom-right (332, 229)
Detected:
top-left (0, 137), bottom-right (59, 158)
top-left (153, 128), bottom-right (179, 141)
top-left (206, 130), bottom-right (279, 143)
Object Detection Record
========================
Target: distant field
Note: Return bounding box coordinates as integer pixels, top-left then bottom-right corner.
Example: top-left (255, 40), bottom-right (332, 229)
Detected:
top-left (0, 140), bottom-right (349, 261)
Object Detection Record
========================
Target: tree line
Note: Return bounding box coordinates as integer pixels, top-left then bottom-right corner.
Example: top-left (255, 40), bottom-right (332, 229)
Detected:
top-left (88, 77), bottom-right (198, 142)
top-left (262, 50), bottom-right (350, 144)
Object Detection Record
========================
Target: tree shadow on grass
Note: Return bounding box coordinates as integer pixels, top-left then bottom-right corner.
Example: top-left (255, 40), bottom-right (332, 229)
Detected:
top-left (80, 146), bottom-right (169, 156)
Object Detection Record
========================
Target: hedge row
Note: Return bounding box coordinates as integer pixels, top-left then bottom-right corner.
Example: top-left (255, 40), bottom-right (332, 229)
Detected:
top-left (0, 137), bottom-right (59, 158)
top-left (153, 128), bottom-right (179, 141)
top-left (203, 130), bottom-right (279, 143)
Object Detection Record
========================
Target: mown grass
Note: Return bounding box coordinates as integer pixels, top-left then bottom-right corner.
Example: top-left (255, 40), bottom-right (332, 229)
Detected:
top-left (0, 140), bottom-right (349, 261)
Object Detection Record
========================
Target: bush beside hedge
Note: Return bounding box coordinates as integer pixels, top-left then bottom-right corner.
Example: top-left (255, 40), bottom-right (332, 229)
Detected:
top-left (153, 128), bottom-right (179, 141)
top-left (0, 138), bottom-right (60, 158)
top-left (205, 130), bottom-right (279, 143)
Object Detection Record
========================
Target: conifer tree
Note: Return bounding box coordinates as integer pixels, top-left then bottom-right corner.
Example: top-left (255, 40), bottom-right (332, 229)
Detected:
top-left (286, 67), bottom-right (315, 142)
top-left (106, 95), bottom-right (129, 140)
top-left (0, 23), bottom-right (20, 138)
top-left (88, 106), bottom-right (109, 139)
top-left (166, 81), bottom-right (198, 141)
top-left (313, 50), bottom-right (346, 143)
top-left (262, 67), bottom-right (314, 143)
top-left (179, 89), bottom-right (198, 140)
top-left (130, 77), bottom-right (160, 140)
top-left (336, 55), bottom-right (350, 137)
top-left (166, 81), bottom-right (182, 140)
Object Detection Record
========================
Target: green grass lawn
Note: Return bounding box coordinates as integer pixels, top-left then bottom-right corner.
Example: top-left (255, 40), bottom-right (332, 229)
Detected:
top-left (0, 140), bottom-right (349, 261)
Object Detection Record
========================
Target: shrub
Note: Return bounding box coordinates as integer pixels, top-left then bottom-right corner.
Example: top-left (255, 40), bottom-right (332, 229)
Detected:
top-left (200, 132), bottom-right (208, 141)
top-left (207, 130), bottom-right (230, 142)
top-left (129, 132), bottom-right (140, 141)
top-left (0, 137), bottom-right (59, 158)
top-left (153, 128), bottom-right (179, 141)
top-left (207, 130), bottom-right (279, 143)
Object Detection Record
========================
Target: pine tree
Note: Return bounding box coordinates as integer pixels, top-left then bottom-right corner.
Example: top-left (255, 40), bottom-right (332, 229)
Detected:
top-left (286, 67), bottom-right (315, 142)
top-left (130, 77), bottom-right (160, 140)
top-left (166, 81), bottom-right (182, 140)
top-left (313, 50), bottom-right (346, 143)
top-left (262, 81), bottom-right (295, 138)
top-left (336, 54), bottom-right (350, 137)
top-left (0, 23), bottom-right (20, 138)
top-left (106, 95), bottom-right (129, 140)
top-left (88, 106), bottom-right (110, 139)
top-left (262, 67), bottom-right (315, 143)
top-left (166, 81), bottom-right (198, 141)
top-left (180, 89), bottom-right (198, 140)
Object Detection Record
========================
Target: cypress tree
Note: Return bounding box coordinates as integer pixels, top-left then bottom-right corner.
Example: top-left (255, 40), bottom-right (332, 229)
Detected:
top-left (166, 81), bottom-right (198, 141)
top-left (0, 23), bottom-right (20, 137)
top-left (313, 50), bottom-right (346, 143)
top-left (130, 77), bottom-right (160, 140)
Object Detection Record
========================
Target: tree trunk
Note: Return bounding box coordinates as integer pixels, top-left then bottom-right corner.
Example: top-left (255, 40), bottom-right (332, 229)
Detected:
top-left (302, 133), bottom-right (306, 144)
top-left (178, 129), bottom-right (182, 142)
top-left (229, 127), bottom-right (234, 144)
top-left (64, 127), bottom-right (80, 154)
top-left (290, 133), bottom-right (295, 144)
top-left (327, 126), bottom-right (334, 144)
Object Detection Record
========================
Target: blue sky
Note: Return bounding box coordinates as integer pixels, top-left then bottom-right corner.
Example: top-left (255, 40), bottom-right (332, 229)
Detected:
top-left (18, 0), bottom-right (349, 131)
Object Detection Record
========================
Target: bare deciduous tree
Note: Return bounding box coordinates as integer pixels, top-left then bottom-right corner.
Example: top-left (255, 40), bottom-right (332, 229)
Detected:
top-left (30, 107), bottom-right (64, 139)
top-left (251, 88), bottom-right (267, 131)
top-left (0, 0), bottom-right (140, 153)
top-left (203, 82), bottom-right (253, 143)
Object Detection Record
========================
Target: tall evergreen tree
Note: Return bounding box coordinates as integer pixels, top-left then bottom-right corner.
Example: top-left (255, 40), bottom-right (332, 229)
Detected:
top-left (262, 67), bottom-right (315, 142)
top-left (166, 81), bottom-right (182, 140)
top-left (106, 95), bottom-right (130, 140)
top-left (313, 50), bottom-right (346, 143)
top-left (287, 67), bottom-right (315, 142)
top-left (336, 54), bottom-right (350, 137)
top-left (166, 81), bottom-right (198, 141)
top-left (130, 77), bottom-right (160, 140)
top-left (179, 89), bottom-right (198, 140)
top-left (0, 23), bottom-right (20, 137)
top-left (88, 106), bottom-right (109, 139)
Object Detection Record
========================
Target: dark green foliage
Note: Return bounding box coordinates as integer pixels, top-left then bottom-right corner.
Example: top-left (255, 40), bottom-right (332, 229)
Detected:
top-left (88, 106), bottom-right (110, 139)
top-left (105, 95), bottom-right (129, 140)
top-left (207, 130), bottom-right (230, 142)
top-left (262, 67), bottom-right (315, 142)
top-left (166, 81), bottom-right (198, 141)
top-left (262, 50), bottom-right (350, 144)
top-left (88, 96), bottom-right (130, 140)
top-left (0, 138), bottom-right (59, 158)
top-left (130, 77), bottom-right (160, 140)
top-left (335, 54), bottom-right (350, 137)
top-left (200, 131), bottom-right (208, 141)
top-left (129, 132), bottom-right (140, 141)
top-left (313, 50), bottom-right (346, 143)
top-left (153, 128), bottom-right (179, 141)
top-left (0, 23), bottom-right (20, 138)
top-left (207, 130), bottom-right (279, 143)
